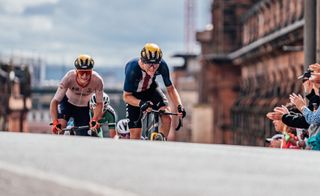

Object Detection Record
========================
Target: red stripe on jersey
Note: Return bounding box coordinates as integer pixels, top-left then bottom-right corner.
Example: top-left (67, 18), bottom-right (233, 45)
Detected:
top-left (141, 74), bottom-right (151, 91)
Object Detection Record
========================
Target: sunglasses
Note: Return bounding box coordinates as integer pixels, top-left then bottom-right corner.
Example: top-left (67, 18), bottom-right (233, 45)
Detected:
top-left (145, 63), bottom-right (159, 68)
top-left (77, 69), bottom-right (92, 76)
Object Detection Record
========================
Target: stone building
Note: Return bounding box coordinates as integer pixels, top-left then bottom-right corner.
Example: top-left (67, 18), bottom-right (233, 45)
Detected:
top-left (195, 0), bottom-right (305, 146)
top-left (0, 62), bottom-right (32, 132)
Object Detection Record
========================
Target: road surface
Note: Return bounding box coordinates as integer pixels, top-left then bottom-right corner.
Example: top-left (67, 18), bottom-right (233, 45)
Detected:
top-left (0, 132), bottom-right (320, 196)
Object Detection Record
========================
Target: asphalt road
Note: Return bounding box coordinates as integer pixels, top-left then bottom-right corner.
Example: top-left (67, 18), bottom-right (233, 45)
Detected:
top-left (0, 132), bottom-right (320, 196)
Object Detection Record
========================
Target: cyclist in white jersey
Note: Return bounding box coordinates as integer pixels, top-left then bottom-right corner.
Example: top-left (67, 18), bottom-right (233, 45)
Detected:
top-left (50, 54), bottom-right (104, 136)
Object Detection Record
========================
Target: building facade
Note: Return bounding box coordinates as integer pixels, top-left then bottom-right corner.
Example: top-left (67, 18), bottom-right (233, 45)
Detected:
top-left (0, 61), bottom-right (32, 132)
top-left (196, 0), bottom-right (305, 146)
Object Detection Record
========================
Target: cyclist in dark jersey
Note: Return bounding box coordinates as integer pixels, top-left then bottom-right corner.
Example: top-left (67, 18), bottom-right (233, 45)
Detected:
top-left (123, 43), bottom-right (186, 140)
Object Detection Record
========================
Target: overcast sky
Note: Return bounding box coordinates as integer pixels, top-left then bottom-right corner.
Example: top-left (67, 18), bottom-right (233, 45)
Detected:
top-left (0, 0), bottom-right (211, 67)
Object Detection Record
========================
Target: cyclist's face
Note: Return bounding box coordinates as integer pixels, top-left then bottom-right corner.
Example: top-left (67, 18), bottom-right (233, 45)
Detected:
top-left (76, 69), bottom-right (92, 85)
top-left (143, 63), bottom-right (159, 76)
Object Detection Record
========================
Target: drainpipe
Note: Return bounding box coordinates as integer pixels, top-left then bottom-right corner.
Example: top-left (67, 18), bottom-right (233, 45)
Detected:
top-left (304, 0), bottom-right (316, 70)
top-left (317, 0), bottom-right (320, 62)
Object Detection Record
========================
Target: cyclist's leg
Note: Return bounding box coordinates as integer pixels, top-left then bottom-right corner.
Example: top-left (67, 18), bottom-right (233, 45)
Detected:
top-left (72, 105), bottom-right (90, 136)
top-left (151, 87), bottom-right (171, 137)
top-left (130, 128), bottom-right (142, 139)
top-left (159, 106), bottom-right (172, 137)
top-left (57, 96), bottom-right (72, 129)
top-left (126, 103), bottom-right (142, 139)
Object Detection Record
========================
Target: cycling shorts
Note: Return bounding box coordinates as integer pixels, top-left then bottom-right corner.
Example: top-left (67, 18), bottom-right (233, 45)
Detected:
top-left (57, 95), bottom-right (90, 136)
top-left (126, 87), bottom-right (168, 129)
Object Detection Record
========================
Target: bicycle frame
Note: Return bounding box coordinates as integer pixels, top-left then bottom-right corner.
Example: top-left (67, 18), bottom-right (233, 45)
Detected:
top-left (141, 111), bottom-right (159, 140)
top-left (135, 109), bottom-right (183, 140)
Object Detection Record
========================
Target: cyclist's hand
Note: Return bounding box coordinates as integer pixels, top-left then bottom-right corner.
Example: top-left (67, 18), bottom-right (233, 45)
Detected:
top-left (89, 119), bottom-right (100, 136)
top-left (177, 105), bottom-right (186, 118)
top-left (139, 101), bottom-right (153, 112)
top-left (52, 119), bottom-right (62, 134)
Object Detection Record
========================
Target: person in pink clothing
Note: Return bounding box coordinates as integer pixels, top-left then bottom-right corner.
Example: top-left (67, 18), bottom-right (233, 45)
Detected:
top-left (50, 54), bottom-right (104, 136)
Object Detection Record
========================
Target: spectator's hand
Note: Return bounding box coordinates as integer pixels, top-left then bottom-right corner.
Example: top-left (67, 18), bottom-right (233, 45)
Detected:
top-left (309, 63), bottom-right (320, 73)
top-left (139, 101), bottom-right (153, 112)
top-left (310, 72), bottom-right (320, 84)
top-left (274, 105), bottom-right (289, 115)
top-left (52, 119), bottom-right (62, 134)
top-left (289, 93), bottom-right (306, 112)
top-left (266, 112), bottom-right (282, 120)
top-left (177, 105), bottom-right (186, 118)
top-left (303, 79), bottom-right (313, 94)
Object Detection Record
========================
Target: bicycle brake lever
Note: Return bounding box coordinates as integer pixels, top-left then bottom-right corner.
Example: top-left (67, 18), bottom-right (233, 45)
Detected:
top-left (175, 118), bottom-right (183, 131)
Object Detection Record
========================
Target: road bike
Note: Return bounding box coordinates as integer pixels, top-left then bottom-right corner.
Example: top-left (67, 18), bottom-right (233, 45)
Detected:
top-left (134, 109), bottom-right (183, 141)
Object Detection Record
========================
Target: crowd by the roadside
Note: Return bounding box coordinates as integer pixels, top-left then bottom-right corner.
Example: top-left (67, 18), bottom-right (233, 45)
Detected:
top-left (266, 63), bottom-right (320, 150)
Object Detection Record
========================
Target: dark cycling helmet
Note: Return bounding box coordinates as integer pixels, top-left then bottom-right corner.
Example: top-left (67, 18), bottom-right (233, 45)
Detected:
top-left (140, 43), bottom-right (162, 64)
top-left (74, 54), bottom-right (94, 70)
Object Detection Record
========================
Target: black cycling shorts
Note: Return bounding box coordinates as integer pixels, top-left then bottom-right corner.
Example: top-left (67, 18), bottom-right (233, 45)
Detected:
top-left (126, 87), bottom-right (168, 129)
top-left (57, 95), bottom-right (90, 136)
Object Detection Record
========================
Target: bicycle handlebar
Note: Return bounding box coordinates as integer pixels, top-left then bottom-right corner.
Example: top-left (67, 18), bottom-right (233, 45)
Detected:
top-left (49, 122), bottom-right (112, 135)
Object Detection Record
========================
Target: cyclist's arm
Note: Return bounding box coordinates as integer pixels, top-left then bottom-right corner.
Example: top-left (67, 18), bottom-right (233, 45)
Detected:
top-left (159, 61), bottom-right (183, 107)
top-left (50, 82), bottom-right (68, 121)
top-left (92, 77), bottom-right (104, 120)
top-left (166, 85), bottom-right (183, 107)
top-left (123, 91), bottom-right (140, 107)
top-left (50, 99), bottom-right (59, 121)
top-left (92, 102), bottom-right (103, 120)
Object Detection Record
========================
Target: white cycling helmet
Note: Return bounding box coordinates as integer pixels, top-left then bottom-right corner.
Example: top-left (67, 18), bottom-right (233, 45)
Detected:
top-left (90, 92), bottom-right (110, 112)
top-left (116, 119), bottom-right (130, 135)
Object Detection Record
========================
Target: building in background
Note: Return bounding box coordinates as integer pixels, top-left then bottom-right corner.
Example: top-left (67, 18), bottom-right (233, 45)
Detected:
top-left (195, 0), bottom-right (305, 146)
top-left (170, 54), bottom-right (202, 142)
top-left (0, 59), bottom-right (32, 132)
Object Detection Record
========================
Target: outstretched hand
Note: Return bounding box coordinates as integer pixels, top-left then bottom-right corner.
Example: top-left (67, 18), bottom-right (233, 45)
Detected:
top-left (274, 105), bottom-right (289, 115)
top-left (266, 112), bottom-right (282, 121)
top-left (309, 63), bottom-right (320, 73)
top-left (266, 105), bottom-right (288, 120)
top-left (289, 93), bottom-right (306, 112)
